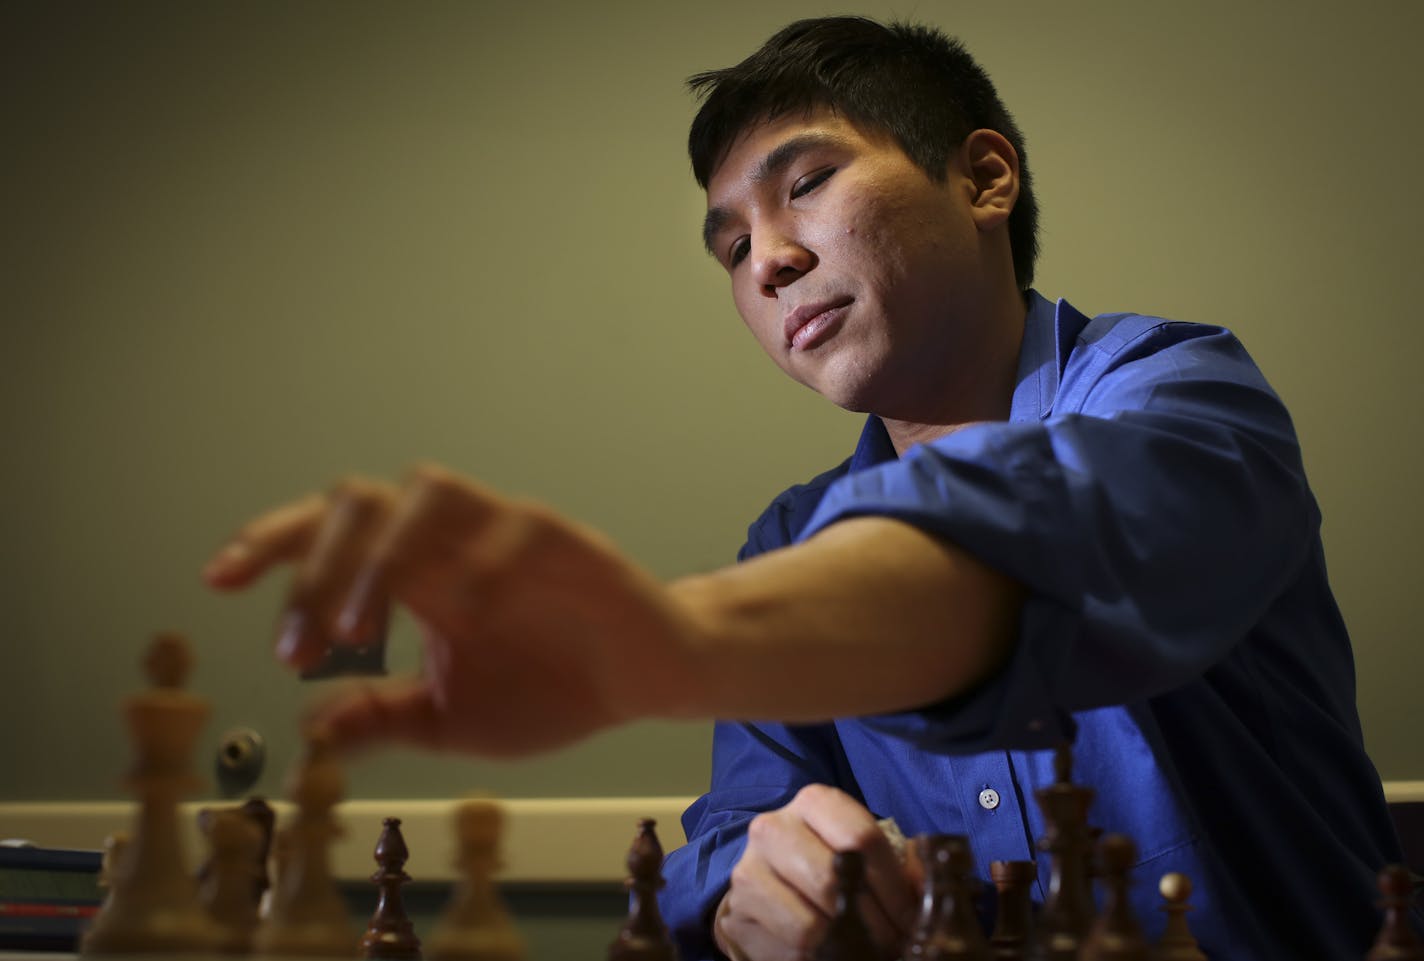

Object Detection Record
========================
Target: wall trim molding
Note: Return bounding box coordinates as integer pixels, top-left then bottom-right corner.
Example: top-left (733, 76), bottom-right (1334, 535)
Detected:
top-left (0, 797), bottom-right (695, 883)
top-left (5, 781), bottom-right (1420, 883)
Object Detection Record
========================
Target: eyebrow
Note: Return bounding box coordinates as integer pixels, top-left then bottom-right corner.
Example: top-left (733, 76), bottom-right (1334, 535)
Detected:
top-left (701, 131), bottom-right (849, 256)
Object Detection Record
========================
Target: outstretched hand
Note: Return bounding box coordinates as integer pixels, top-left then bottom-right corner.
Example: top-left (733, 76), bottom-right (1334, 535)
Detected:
top-left (203, 463), bottom-right (699, 758)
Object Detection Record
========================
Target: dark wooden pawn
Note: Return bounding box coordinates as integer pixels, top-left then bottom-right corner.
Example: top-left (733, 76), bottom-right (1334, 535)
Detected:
top-left (1033, 742), bottom-right (1096, 961)
top-left (812, 850), bottom-right (879, 961)
top-left (1366, 864), bottom-right (1424, 961)
top-left (360, 817), bottom-right (422, 960)
top-left (1080, 835), bottom-right (1147, 961)
top-left (1150, 873), bottom-right (1205, 961)
top-left (905, 835), bottom-right (989, 960)
top-left (607, 819), bottom-right (677, 961)
top-left (990, 860), bottom-right (1038, 961)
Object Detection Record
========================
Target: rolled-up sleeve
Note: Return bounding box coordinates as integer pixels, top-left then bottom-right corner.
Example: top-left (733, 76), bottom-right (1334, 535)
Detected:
top-left (798, 321), bottom-right (1318, 750)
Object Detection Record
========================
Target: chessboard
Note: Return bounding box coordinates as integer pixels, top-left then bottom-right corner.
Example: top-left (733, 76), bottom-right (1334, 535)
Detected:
top-left (3, 633), bottom-right (1420, 961)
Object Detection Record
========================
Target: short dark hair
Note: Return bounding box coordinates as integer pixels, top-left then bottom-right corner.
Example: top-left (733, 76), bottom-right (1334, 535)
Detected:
top-left (687, 16), bottom-right (1040, 289)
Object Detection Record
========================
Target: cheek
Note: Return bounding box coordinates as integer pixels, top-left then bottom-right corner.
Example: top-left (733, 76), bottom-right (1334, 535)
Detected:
top-left (732, 286), bottom-right (782, 352)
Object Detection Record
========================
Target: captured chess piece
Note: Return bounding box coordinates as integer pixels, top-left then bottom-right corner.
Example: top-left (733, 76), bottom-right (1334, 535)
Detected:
top-left (1150, 873), bottom-right (1205, 961)
top-left (1366, 864), bottom-right (1423, 961)
top-left (1080, 835), bottom-right (1148, 961)
top-left (96, 833), bottom-right (130, 899)
top-left (904, 834), bottom-right (989, 960)
top-left (197, 807), bottom-right (265, 953)
top-left (812, 850), bottom-right (879, 961)
top-left (426, 796), bottom-right (526, 961)
top-left (990, 860), bottom-right (1038, 961)
top-left (360, 817), bottom-right (423, 960)
top-left (81, 632), bottom-right (223, 955)
top-left (607, 818), bottom-right (678, 961)
top-left (254, 734), bottom-right (358, 957)
top-left (1033, 741), bottom-right (1096, 961)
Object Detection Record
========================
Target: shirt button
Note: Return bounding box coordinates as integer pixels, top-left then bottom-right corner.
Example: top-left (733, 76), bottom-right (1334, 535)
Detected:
top-left (978, 788), bottom-right (1001, 811)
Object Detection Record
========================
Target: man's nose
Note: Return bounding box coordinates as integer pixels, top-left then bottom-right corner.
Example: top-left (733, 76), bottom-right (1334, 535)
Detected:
top-left (751, 233), bottom-right (816, 296)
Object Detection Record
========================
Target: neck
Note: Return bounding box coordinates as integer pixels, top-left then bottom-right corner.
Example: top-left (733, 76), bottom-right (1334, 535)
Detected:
top-left (880, 290), bottom-right (1028, 457)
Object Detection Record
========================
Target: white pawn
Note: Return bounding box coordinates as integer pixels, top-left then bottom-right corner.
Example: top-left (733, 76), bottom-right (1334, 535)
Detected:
top-left (82, 633), bottom-right (222, 955)
top-left (254, 735), bottom-right (357, 957)
top-left (426, 796), bottom-right (527, 961)
top-left (1151, 873), bottom-right (1207, 961)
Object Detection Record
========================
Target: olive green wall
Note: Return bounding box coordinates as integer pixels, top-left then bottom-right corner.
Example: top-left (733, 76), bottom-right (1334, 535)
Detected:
top-left (3, 0), bottom-right (1420, 806)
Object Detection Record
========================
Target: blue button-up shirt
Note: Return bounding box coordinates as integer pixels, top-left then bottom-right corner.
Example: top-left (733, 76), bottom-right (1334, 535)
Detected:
top-left (661, 292), bottom-right (1404, 960)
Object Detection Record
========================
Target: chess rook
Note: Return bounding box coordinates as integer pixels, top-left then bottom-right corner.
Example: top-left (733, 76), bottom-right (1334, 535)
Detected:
top-left (904, 834), bottom-right (990, 960)
top-left (1080, 835), bottom-right (1147, 961)
top-left (989, 860), bottom-right (1037, 961)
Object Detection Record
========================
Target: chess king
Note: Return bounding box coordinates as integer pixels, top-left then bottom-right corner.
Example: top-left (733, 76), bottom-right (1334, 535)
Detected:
top-left (206, 15), bottom-right (1418, 960)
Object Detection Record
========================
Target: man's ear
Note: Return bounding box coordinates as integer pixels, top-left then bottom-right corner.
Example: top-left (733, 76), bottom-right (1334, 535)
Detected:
top-left (959, 129), bottom-right (1020, 231)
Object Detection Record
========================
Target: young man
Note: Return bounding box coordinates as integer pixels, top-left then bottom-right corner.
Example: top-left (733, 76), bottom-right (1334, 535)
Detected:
top-left (205, 16), bottom-right (1406, 961)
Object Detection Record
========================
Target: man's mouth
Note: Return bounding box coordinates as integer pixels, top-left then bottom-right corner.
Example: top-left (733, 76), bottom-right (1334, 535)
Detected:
top-left (784, 297), bottom-right (853, 350)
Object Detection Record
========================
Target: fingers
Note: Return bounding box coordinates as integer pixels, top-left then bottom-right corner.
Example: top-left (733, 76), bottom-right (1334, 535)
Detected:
top-left (720, 785), bottom-right (915, 961)
top-left (788, 784), bottom-right (916, 941)
top-left (335, 464), bottom-right (506, 646)
top-left (276, 478), bottom-right (399, 670)
top-left (204, 494), bottom-right (328, 589)
top-left (302, 677), bottom-right (443, 753)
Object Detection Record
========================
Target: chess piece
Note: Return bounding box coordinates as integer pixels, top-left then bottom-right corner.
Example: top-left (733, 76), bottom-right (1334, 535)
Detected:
top-left (1366, 864), bottom-right (1423, 961)
top-left (240, 796), bottom-right (277, 904)
top-left (989, 860), bottom-right (1037, 961)
top-left (426, 796), bottom-right (526, 961)
top-left (96, 832), bottom-right (130, 895)
top-left (904, 834), bottom-right (989, 960)
top-left (81, 632), bottom-right (223, 954)
top-left (812, 850), bottom-right (878, 961)
top-left (1033, 741), bottom-right (1096, 961)
top-left (1080, 835), bottom-right (1148, 961)
top-left (198, 807), bottom-right (264, 953)
top-left (607, 818), bottom-right (678, 961)
top-left (254, 734), bottom-right (358, 957)
top-left (360, 817), bottom-right (423, 959)
top-left (1149, 873), bottom-right (1205, 961)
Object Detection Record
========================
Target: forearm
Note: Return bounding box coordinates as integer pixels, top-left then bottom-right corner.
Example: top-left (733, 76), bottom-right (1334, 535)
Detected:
top-left (663, 515), bottom-right (1022, 722)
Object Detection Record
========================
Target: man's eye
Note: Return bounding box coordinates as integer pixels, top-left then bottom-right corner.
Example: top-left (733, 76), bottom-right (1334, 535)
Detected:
top-left (791, 168), bottom-right (834, 199)
top-left (729, 237), bottom-right (750, 267)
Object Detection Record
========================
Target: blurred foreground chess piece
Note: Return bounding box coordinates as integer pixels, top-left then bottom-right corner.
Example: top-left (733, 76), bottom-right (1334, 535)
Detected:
top-left (1366, 864), bottom-right (1423, 961)
top-left (254, 735), bottom-right (358, 957)
top-left (1150, 873), bottom-right (1205, 961)
top-left (812, 850), bottom-right (878, 961)
top-left (426, 796), bottom-right (526, 961)
top-left (1034, 742), bottom-right (1096, 961)
top-left (1080, 835), bottom-right (1147, 961)
top-left (360, 817), bottom-right (422, 959)
top-left (608, 819), bottom-right (678, 961)
top-left (197, 808), bottom-right (264, 953)
top-left (81, 632), bottom-right (222, 954)
top-left (989, 860), bottom-right (1037, 961)
top-left (904, 834), bottom-right (989, 959)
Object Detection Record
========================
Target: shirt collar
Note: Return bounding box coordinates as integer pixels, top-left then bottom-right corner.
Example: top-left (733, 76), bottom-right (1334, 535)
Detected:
top-left (848, 290), bottom-right (1085, 472)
